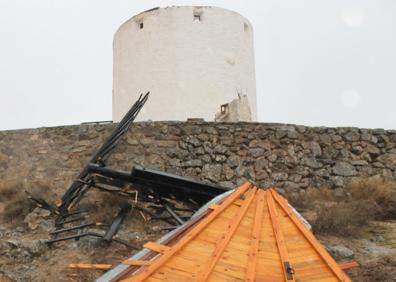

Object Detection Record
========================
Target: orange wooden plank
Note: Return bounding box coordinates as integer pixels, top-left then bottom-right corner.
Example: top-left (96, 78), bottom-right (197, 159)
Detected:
top-left (165, 255), bottom-right (204, 273)
top-left (121, 182), bottom-right (252, 282)
top-left (145, 278), bottom-right (163, 282)
top-left (270, 189), bottom-right (352, 282)
top-left (68, 263), bottom-right (112, 270)
top-left (246, 189), bottom-right (265, 282)
top-left (196, 187), bottom-right (257, 282)
top-left (209, 271), bottom-right (246, 282)
top-left (339, 261), bottom-right (359, 270)
top-left (149, 265), bottom-right (196, 282)
top-left (143, 242), bottom-right (170, 253)
top-left (211, 260), bottom-right (248, 280)
top-left (208, 204), bottom-right (220, 210)
top-left (267, 190), bottom-right (296, 282)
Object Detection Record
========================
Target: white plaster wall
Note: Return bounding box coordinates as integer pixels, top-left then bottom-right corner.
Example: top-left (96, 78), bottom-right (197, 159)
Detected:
top-left (113, 6), bottom-right (257, 122)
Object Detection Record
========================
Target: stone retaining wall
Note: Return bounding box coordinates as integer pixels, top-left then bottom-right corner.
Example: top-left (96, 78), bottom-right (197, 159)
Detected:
top-left (1, 121), bottom-right (396, 195)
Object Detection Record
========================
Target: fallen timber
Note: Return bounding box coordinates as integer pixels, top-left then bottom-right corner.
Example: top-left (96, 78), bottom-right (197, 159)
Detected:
top-left (30, 92), bottom-right (229, 249)
top-left (88, 164), bottom-right (228, 206)
top-left (58, 93), bottom-right (151, 216)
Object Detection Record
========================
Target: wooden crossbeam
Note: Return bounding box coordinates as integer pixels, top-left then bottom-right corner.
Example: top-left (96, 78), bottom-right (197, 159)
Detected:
top-left (270, 189), bottom-right (351, 282)
top-left (143, 242), bottom-right (170, 253)
top-left (121, 182), bottom-right (253, 282)
top-left (246, 189), bottom-right (265, 282)
top-left (267, 190), bottom-right (296, 282)
top-left (196, 187), bottom-right (257, 282)
top-left (68, 263), bottom-right (112, 270)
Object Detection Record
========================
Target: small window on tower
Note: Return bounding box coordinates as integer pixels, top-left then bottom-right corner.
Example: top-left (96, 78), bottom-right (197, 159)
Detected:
top-left (139, 22), bottom-right (144, 29)
top-left (194, 14), bottom-right (201, 22)
top-left (244, 22), bottom-right (249, 32)
top-left (221, 104), bottom-right (229, 114)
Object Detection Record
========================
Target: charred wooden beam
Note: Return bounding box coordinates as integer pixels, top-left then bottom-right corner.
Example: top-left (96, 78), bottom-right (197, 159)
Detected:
top-left (87, 163), bottom-right (229, 205)
top-left (46, 232), bottom-right (139, 249)
top-left (103, 203), bottom-right (131, 242)
top-left (58, 93), bottom-right (149, 216)
top-left (164, 204), bottom-right (184, 225)
top-left (47, 204), bottom-right (137, 249)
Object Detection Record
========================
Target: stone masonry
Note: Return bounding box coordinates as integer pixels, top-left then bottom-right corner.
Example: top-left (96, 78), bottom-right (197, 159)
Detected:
top-left (1, 121), bottom-right (396, 196)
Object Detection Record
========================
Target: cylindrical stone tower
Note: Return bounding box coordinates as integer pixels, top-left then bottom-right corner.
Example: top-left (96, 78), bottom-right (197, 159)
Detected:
top-left (113, 6), bottom-right (257, 122)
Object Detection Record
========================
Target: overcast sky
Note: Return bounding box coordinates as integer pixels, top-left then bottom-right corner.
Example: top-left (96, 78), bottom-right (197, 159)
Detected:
top-left (0, 0), bottom-right (395, 130)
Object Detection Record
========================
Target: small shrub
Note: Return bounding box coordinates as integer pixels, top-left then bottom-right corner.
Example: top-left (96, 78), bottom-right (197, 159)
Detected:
top-left (312, 200), bottom-right (373, 236)
top-left (287, 177), bottom-right (396, 237)
top-left (289, 187), bottom-right (336, 210)
top-left (347, 178), bottom-right (396, 220)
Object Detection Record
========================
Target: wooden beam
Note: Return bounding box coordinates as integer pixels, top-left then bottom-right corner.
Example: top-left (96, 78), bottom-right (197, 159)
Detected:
top-left (246, 189), bottom-right (265, 282)
top-left (196, 187), bottom-right (257, 282)
top-left (270, 189), bottom-right (352, 282)
top-left (208, 204), bottom-right (220, 210)
top-left (267, 190), bottom-right (296, 282)
top-left (68, 264), bottom-right (112, 270)
top-left (339, 261), bottom-right (359, 270)
top-left (121, 182), bottom-right (253, 282)
top-left (143, 242), bottom-right (170, 253)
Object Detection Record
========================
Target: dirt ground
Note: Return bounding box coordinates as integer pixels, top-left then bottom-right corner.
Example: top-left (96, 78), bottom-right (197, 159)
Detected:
top-left (318, 220), bottom-right (396, 282)
top-left (0, 206), bottom-right (167, 282)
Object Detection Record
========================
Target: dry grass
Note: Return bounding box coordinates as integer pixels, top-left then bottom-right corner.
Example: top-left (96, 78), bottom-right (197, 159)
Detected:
top-left (289, 187), bottom-right (336, 210)
top-left (0, 180), bottom-right (55, 226)
top-left (313, 201), bottom-right (373, 236)
top-left (0, 178), bottom-right (143, 228)
top-left (288, 177), bottom-right (396, 237)
top-left (347, 178), bottom-right (396, 220)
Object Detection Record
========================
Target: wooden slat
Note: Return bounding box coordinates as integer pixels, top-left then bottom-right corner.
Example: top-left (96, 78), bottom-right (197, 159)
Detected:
top-left (123, 260), bottom-right (152, 266)
top-left (150, 265), bottom-right (195, 281)
top-left (208, 204), bottom-right (220, 210)
top-left (270, 189), bottom-right (352, 282)
top-left (196, 187), bottom-right (257, 281)
top-left (339, 261), bottom-right (359, 270)
top-left (267, 190), bottom-right (296, 282)
top-left (121, 182), bottom-right (252, 282)
top-left (143, 242), bottom-right (170, 253)
top-left (68, 263), bottom-right (112, 270)
top-left (246, 189), bottom-right (265, 282)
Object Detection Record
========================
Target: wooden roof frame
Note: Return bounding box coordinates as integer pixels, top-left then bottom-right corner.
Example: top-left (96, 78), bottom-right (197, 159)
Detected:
top-left (101, 182), bottom-right (352, 282)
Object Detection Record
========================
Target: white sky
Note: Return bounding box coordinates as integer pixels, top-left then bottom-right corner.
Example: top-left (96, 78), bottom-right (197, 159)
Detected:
top-left (0, 0), bottom-right (395, 130)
